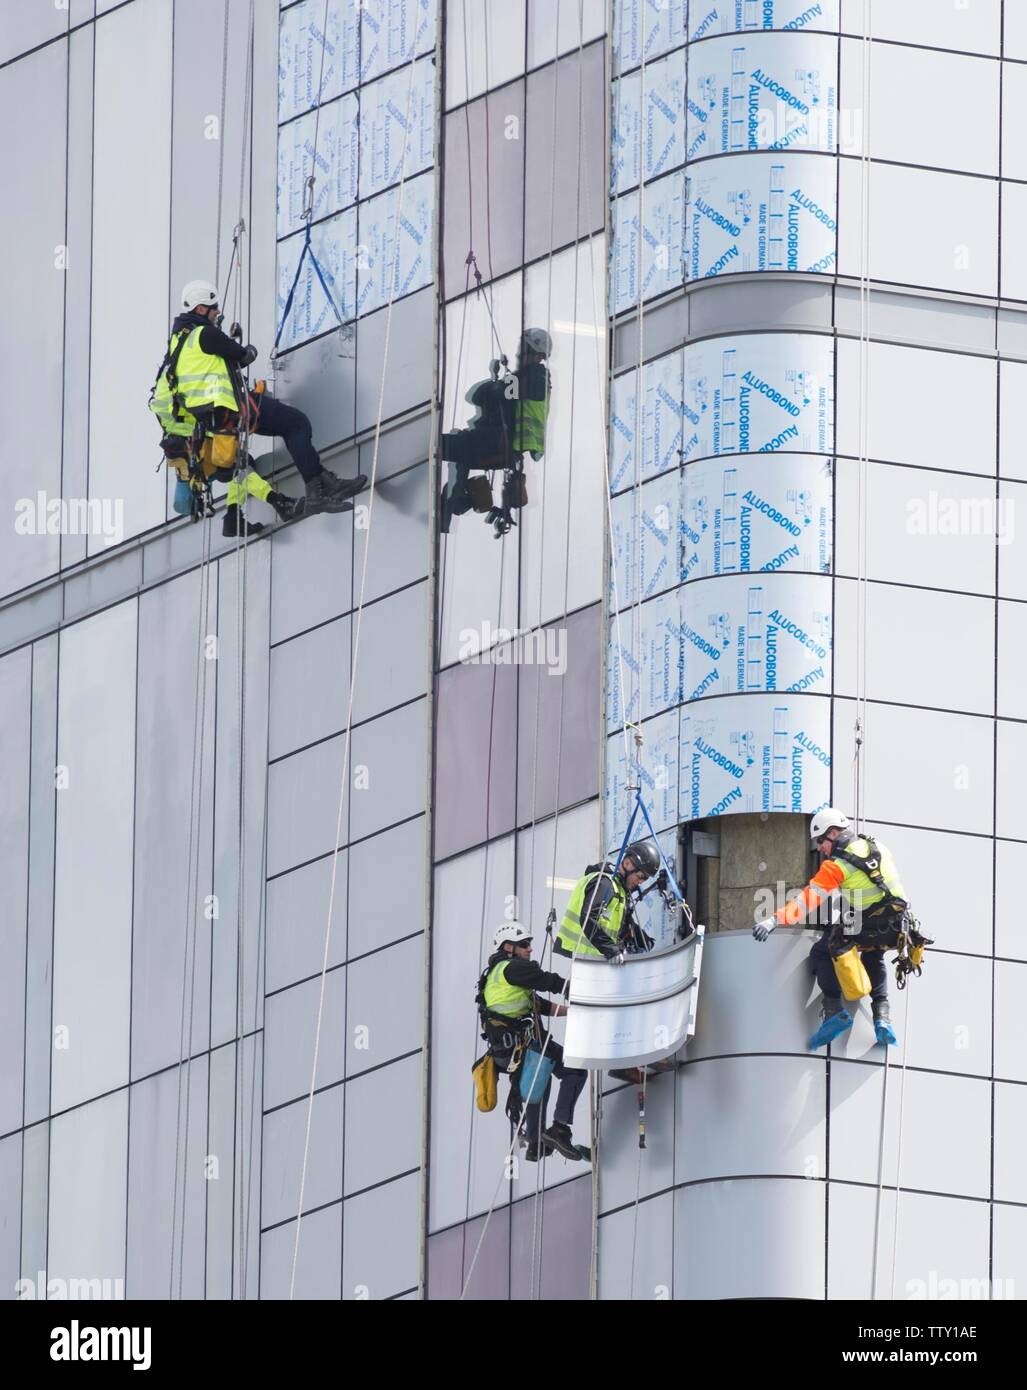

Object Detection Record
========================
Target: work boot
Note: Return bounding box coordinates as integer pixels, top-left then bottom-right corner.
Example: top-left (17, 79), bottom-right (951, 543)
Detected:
top-left (222, 504), bottom-right (265, 538)
top-left (267, 490), bottom-right (304, 523)
top-left (542, 1122), bottom-right (583, 1161)
top-left (872, 997), bottom-right (898, 1047)
top-left (808, 997), bottom-right (852, 1051)
top-left (523, 1138), bottom-right (554, 1163)
top-left (305, 468), bottom-right (366, 515)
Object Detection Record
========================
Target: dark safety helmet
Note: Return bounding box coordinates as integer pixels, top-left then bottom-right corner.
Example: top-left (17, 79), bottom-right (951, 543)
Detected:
top-left (623, 839), bottom-right (661, 879)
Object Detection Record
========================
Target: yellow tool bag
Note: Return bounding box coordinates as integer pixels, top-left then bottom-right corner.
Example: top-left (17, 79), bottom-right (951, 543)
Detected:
top-left (832, 946), bottom-right (872, 1001)
top-left (199, 432), bottom-right (239, 472)
top-left (471, 1053), bottom-right (497, 1113)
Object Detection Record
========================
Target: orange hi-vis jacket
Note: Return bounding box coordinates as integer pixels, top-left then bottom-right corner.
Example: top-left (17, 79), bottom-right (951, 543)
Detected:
top-left (774, 836), bottom-right (906, 928)
top-left (774, 859), bottom-right (848, 927)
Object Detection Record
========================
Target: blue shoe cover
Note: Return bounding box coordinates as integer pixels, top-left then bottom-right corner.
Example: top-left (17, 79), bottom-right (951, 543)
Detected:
top-left (874, 1019), bottom-right (898, 1047)
top-left (809, 1009), bottom-right (852, 1051)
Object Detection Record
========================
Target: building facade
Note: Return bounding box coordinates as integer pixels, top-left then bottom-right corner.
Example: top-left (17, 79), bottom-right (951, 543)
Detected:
top-left (0, 0), bottom-right (1024, 1302)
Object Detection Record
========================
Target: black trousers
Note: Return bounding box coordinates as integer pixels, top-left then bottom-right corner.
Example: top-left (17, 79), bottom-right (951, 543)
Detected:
top-left (517, 1038), bottom-right (588, 1142)
top-left (809, 927), bottom-right (891, 1003)
top-left (252, 393), bottom-right (321, 481)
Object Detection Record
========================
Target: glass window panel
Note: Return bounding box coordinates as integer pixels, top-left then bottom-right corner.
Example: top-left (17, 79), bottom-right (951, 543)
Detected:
top-left (0, 648), bottom-right (30, 1134)
top-left (438, 275), bottom-right (522, 665)
top-left (262, 1087), bottom-right (344, 1228)
top-left (524, 43), bottom-right (606, 260)
top-left (342, 1172), bottom-right (420, 1298)
top-left (267, 735), bottom-right (349, 879)
top-left (53, 601), bottom-right (137, 1112)
top-left (261, 1205), bottom-right (342, 1299)
top-left (19, 1121), bottom-right (49, 1295)
top-left (837, 338), bottom-right (996, 474)
top-left (427, 1211), bottom-right (509, 1299)
top-left (527, 0), bottom-right (605, 67)
top-left (520, 239), bottom-right (609, 625)
top-left (211, 546), bottom-right (272, 1046)
top-left (833, 697), bottom-right (995, 836)
top-left (358, 56), bottom-right (435, 200)
top-left (267, 854), bottom-right (349, 994)
top-left (355, 170), bottom-right (434, 317)
top-left (132, 571), bottom-right (217, 1081)
top-left (278, 94), bottom-right (359, 239)
top-left (429, 837), bottom-right (517, 1231)
top-left (24, 637), bottom-right (58, 1126)
top-left (443, 84), bottom-right (525, 295)
top-left (90, 0), bottom-right (172, 550)
top-left (355, 287), bottom-right (433, 433)
top-left (270, 616), bottom-right (351, 762)
top-left (349, 697), bottom-right (429, 842)
top-left (0, 1134), bottom-right (20, 1299)
top-left (351, 582), bottom-right (428, 724)
top-left (445, 0), bottom-right (527, 109)
top-left (510, 1172), bottom-right (591, 1299)
top-left (352, 459), bottom-right (429, 604)
top-left (434, 658), bottom-right (517, 860)
top-left (841, 39), bottom-right (998, 174)
top-left (345, 936), bottom-right (424, 1075)
top-left (127, 1063), bottom-right (208, 1298)
top-left (48, 1090), bottom-right (128, 1291)
top-left (348, 816), bottom-right (427, 958)
top-left (0, 0), bottom-right (67, 64)
top-left (834, 459), bottom-right (997, 595)
top-left (0, 41), bottom-right (66, 598)
top-left (838, 161), bottom-right (998, 296)
top-left (514, 800), bottom-right (601, 942)
top-left (359, 0), bottom-right (437, 83)
top-left (515, 606), bottom-right (602, 824)
top-left (279, 0), bottom-right (360, 122)
top-left (270, 506), bottom-right (353, 644)
top-left (344, 1053), bottom-right (422, 1194)
top-left (62, 27), bottom-right (94, 562)
top-left (265, 971), bottom-right (347, 1110)
top-left (839, 0), bottom-right (1000, 55)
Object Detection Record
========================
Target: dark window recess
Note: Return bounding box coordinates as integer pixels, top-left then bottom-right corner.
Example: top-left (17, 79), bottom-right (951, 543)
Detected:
top-left (681, 813), bottom-right (815, 934)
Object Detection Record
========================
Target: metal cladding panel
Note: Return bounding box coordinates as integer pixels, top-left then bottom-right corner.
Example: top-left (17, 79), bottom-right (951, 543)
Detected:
top-left (683, 331), bottom-right (835, 461)
top-left (689, 1), bottom-right (840, 40)
top-left (686, 152), bottom-right (838, 282)
top-left (682, 453), bottom-right (833, 579)
top-left (686, 32), bottom-right (838, 160)
top-left (564, 934), bottom-right (702, 1068)
top-left (680, 571), bottom-right (832, 700)
top-left (278, 0), bottom-right (360, 122)
top-left (679, 691), bottom-right (832, 820)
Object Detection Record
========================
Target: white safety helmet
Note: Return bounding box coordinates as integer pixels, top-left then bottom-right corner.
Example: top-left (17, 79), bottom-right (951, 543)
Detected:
top-left (180, 279), bottom-right (219, 311)
top-left (493, 920), bottom-right (532, 950)
top-left (809, 806), bottom-right (850, 848)
top-left (520, 327), bottom-right (552, 357)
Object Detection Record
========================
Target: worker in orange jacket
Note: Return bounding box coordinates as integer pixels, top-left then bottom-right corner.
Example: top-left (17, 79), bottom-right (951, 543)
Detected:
top-left (752, 807), bottom-right (907, 1050)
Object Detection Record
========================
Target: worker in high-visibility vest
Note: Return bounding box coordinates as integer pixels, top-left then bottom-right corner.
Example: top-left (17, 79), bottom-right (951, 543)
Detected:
top-left (476, 922), bottom-right (588, 1164)
top-left (151, 280), bottom-right (366, 533)
top-left (439, 328), bottom-right (552, 539)
top-left (753, 807), bottom-right (921, 1050)
top-left (554, 839), bottom-right (660, 964)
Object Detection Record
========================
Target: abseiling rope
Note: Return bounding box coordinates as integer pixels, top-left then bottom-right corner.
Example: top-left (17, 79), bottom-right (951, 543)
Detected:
top-left (288, 37), bottom-right (424, 1299)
